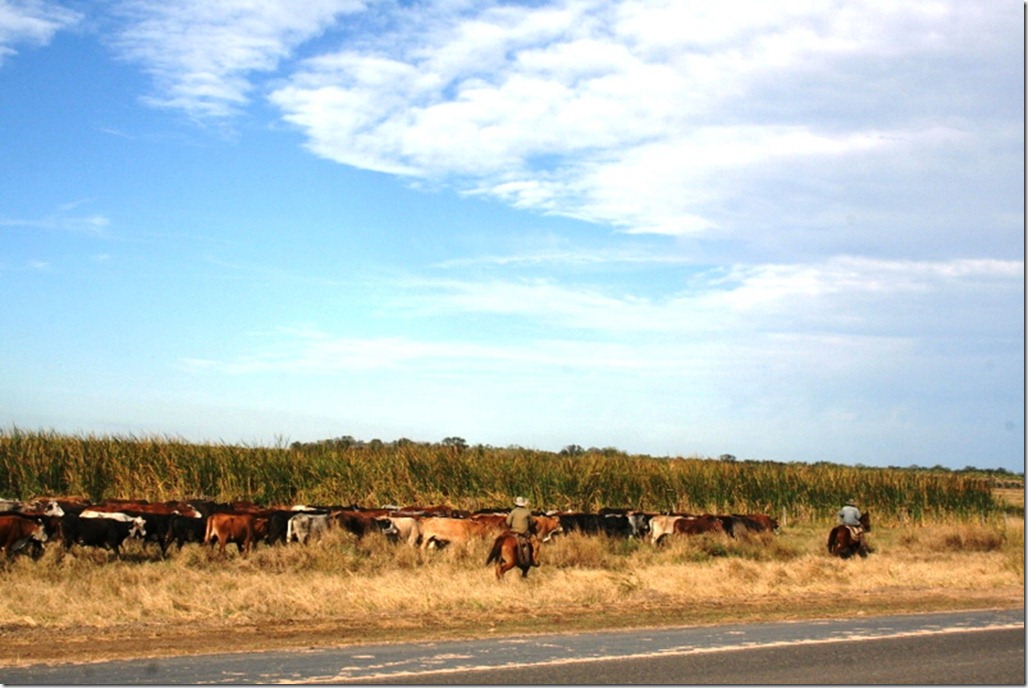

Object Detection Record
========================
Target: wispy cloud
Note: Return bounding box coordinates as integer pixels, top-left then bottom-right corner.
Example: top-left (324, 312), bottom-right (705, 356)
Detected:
top-left (0, 209), bottom-right (111, 237)
top-left (186, 255), bottom-right (1023, 377)
top-left (431, 243), bottom-right (694, 269)
top-left (86, 1), bottom-right (1018, 255)
top-left (0, 0), bottom-right (81, 65)
top-left (108, 0), bottom-right (365, 119)
top-left (266, 0), bottom-right (1018, 246)
top-left (407, 256), bottom-right (1024, 338)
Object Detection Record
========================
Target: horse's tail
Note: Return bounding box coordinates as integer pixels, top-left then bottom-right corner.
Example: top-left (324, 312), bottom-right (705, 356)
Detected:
top-left (827, 526), bottom-right (838, 554)
top-left (485, 535), bottom-right (503, 565)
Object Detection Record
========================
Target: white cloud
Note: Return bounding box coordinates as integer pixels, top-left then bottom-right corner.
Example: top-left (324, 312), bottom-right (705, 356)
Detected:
top-left (109, 0), bottom-right (365, 118)
top-left (267, 0), bottom-right (1019, 247)
top-left (0, 209), bottom-right (111, 237)
top-left (186, 255), bottom-right (1023, 378)
top-left (86, 0), bottom-right (1018, 252)
top-left (0, 0), bottom-right (80, 65)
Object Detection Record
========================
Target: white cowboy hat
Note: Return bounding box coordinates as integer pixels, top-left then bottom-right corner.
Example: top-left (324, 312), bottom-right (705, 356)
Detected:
top-left (514, 496), bottom-right (528, 507)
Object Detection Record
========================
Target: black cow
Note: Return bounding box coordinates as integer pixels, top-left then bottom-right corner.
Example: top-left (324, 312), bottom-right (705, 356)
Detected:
top-left (168, 513), bottom-right (208, 549)
top-left (601, 513), bottom-right (636, 538)
top-left (122, 511), bottom-right (175, 556)
top-left (60, 513), bottom-right (145, 556)
top-left (599, 508), bottom-right (652, 539)
top-left (185, 499), bottom-right (226, 518)
top-left (555, 512), bottom-right (605, 536)
top-left (555, 512), bottom-right (595, 535)
top-left (262, 510), bottom-right (294, 545)
top-left (726, 513), bottom-right (779, 536)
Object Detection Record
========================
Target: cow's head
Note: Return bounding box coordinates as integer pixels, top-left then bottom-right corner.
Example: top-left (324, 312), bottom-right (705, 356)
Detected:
top-left (533, 515), bottom-right (564, 542)
top-left (175, 505), bottom-right (203, 519)
top-left (628, 512), bottom-right (651, 538)
top-left (42, 501), bottom-right (64, 518)
top-left (376, 518), bottom-right (399, 539)
top-left (129, 517), bottom-right (147, 539)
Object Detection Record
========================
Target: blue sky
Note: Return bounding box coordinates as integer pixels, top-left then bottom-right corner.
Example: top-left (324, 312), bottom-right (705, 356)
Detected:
top-left (1, 1), bottom-right (1023, 472)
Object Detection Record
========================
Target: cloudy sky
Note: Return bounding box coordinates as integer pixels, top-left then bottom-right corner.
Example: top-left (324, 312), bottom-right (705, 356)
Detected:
top-left (1, 1), bottom-right (1022, 472)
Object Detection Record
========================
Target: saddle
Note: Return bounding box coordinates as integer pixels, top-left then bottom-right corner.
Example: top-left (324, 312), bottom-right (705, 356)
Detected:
top-left (844, 525), bottom-right (863, 541)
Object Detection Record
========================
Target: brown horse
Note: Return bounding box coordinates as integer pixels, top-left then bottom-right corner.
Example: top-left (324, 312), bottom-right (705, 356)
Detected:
top-left (827, 511), bottom-right (872, 558)
top-left (486, 532), bottom-right (540, 579)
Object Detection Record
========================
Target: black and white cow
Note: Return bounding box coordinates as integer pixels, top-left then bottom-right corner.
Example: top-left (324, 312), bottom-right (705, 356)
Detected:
top-left (60, 513), bottom-right (146, 556)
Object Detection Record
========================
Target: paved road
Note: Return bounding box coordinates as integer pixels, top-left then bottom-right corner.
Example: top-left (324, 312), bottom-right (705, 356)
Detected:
top-left (1, 609), bottom-right (1022, 685)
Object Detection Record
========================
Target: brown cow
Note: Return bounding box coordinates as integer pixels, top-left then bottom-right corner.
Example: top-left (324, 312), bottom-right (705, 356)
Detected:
top-left (330, 509), bottom-right (386, 539)
top-left (730, 513), bottom-right (780, 534)
top-left (531, 514), bottom-right (564, 542)
top-left (392, 504), bottom-right (470, 519)
top-left (204, 512), bottom-right (267, 555)
top-left (469, 513), bottom-right (507, 530)
top-left (32, 496), bottom-right (90, 514)
top-left (89, 501), bottom-right (202, 518)
top-left (471, 513), bottom-right (563, 542)
top-left (0, 515), bottom-right (47, 559)
top-left (419, 517), bottom-right (502, 549)
top-left (673, 514), bottom-right (726, 536)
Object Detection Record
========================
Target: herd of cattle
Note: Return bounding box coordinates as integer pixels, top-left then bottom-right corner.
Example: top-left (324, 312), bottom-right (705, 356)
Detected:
top-left (0, 495), bottom-right (780, 562)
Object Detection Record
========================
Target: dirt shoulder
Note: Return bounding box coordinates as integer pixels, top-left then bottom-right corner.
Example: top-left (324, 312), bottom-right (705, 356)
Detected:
top-left (2, 588), bottom-right (1021, 669)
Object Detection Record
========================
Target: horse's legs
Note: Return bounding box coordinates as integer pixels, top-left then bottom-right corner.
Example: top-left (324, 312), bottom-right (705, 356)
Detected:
top-left (496, 543), bottom-right (515, 579)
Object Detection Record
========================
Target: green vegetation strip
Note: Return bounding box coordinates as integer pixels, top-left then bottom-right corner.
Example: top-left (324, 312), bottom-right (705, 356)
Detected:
top-left (0, 428), bottom-right (1008, 524)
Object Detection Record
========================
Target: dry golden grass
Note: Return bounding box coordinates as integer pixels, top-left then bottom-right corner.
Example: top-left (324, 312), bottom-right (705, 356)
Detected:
top-left (994, 487), bottom-right (1025, 509)
top-left (0, 516), bottom-right (1021, 669)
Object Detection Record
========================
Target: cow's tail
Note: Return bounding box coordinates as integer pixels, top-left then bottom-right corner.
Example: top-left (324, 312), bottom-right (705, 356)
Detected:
top-left (203, 516), bottom-right (215, 545)
top-left (485, 535), bottom-right (503, 565)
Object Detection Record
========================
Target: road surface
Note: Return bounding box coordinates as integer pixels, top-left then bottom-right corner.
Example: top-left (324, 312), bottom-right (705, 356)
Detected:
top-left (1, 608), bottom-right (1022, 684)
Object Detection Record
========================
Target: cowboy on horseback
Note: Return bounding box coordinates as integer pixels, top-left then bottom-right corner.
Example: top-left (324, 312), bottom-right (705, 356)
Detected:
top-left (506, 496), bottom-right (539, 568)
top-left (837, 499), bottom-right (864, 543)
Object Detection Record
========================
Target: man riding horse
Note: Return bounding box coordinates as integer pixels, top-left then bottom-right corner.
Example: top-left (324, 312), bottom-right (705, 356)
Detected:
top-left (837, 498), bottom-right (865, 544)
top-left (829, 498), bottom-right (872, 558)
top-left (506, 496), bottom-right (538, 568)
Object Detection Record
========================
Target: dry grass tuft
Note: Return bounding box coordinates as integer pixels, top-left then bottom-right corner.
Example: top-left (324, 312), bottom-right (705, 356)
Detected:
top-left (899, 522), bottom-right (1011, 553)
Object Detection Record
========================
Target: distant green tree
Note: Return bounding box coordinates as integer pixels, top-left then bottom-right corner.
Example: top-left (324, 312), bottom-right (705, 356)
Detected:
top-left (442, 437), bottom-right (467, 451)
